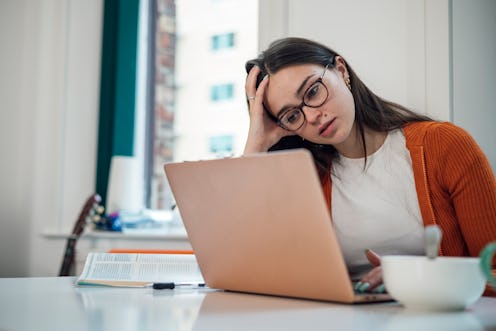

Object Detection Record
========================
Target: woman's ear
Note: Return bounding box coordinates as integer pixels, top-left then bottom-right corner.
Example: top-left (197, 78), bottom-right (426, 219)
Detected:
top-left (334, 56), bottom-right (349, 80)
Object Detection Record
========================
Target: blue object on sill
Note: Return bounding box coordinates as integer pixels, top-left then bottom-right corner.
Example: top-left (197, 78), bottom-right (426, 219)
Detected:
top-left (93, 212), bottom-right (122, 232)
top-left (120, 209), bottom-right (174, 234)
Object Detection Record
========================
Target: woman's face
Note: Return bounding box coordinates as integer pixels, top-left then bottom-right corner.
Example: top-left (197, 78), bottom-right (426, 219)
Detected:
top-left (263, 60), bottom-right (356, 147)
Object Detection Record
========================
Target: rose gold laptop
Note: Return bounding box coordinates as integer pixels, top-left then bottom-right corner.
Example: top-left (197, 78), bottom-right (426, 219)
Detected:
top-left (164, 149), bottom-right (392, 303)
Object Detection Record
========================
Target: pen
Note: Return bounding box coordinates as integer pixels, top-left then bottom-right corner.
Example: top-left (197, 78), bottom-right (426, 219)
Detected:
top-left (152, 282), bottom-right (206, 290)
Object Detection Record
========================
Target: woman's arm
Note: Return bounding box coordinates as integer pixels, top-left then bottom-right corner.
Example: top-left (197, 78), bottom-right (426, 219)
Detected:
top-left (430, 123), bottom-right (496, 256)
top-left (243, 66), bottom-right (293, 154)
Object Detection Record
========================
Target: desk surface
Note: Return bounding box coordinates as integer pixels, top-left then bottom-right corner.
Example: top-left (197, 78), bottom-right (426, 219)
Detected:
top-left (0, 277), bottom-right (495, 331)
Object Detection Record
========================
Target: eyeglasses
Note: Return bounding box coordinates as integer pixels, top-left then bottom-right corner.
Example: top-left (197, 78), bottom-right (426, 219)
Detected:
top-left (277, 64), bottom-right (330, 132)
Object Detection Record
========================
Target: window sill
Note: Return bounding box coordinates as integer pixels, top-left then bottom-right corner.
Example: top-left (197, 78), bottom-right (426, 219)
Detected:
top-left (42, 227), bottom-right (188, 241)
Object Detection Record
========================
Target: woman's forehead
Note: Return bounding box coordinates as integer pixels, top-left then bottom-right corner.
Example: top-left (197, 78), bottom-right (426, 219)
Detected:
top-left (265, 64), bottom-right (322, 103)
top-left (269, 64), bottom-right (321, 84)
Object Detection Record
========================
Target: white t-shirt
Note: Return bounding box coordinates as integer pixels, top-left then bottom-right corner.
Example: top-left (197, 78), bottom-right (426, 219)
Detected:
top-left (331, 129), bottom-right (424, 279)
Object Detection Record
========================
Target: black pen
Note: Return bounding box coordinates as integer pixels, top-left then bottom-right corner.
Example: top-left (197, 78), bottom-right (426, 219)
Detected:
top-left (152, 282), bottom-right (206, 290)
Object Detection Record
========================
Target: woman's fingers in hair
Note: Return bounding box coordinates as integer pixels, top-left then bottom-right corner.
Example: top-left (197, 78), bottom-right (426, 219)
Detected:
top-left (245, 65), bottom-right (261, 101)
top-left (254, 72), bottom-right (268, 101)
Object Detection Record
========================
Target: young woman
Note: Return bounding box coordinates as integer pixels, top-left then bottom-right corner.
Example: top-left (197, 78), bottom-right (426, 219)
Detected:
top-left (244, 37), bottom-right (496, 295)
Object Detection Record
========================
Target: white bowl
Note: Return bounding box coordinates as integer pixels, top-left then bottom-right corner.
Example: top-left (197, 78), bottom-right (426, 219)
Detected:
top-left (382, 255), bottom-right (486, 310)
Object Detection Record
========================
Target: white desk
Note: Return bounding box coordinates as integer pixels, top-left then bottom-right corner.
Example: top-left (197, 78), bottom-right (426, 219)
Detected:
top-left (0, 277), bottom-right (495, 331)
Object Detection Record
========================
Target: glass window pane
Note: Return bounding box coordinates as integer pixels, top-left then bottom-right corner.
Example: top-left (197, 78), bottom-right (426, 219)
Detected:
top-left (149, 0), bottom-right (258, 210)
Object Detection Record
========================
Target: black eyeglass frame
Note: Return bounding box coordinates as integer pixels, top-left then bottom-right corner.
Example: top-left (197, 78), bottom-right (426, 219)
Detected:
top-left (276, 63), bottom-right (331, 132)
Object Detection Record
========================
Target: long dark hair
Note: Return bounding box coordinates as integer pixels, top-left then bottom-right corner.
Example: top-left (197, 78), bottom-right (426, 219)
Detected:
top-left (245, 37), bottom-right (432, 181)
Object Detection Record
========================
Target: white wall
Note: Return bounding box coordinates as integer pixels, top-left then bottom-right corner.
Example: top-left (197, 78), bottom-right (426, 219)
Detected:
top-left (0, 0), bottom-right (102, 277)
top-left (0, 0), bottom-right (35, 276)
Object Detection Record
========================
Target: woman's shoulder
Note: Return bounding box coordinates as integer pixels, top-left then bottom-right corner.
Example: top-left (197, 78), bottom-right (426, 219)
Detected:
top-left (403, 121), bottom-right (474, 146)
top-left (403, 121), bottom-right (487, 170)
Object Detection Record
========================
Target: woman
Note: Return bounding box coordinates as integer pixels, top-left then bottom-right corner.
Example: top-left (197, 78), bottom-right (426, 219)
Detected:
top-left (244, 37), bottom-right (496, 295)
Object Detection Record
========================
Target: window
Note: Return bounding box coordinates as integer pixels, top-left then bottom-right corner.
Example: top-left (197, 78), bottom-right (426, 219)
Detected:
top-left (211, 32), bottom-right (235, 50)
top-left (210, 83), bottom-right (234, 101)
top-left (145, 0), bottom-right (258, 210)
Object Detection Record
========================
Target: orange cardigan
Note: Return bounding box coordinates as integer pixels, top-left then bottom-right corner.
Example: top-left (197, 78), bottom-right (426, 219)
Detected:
top-left (322, 121), bottom-right (496, 295)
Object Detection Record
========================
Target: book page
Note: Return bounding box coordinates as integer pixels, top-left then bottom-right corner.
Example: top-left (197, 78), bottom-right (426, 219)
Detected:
top-left (76, 253), bottom-right (204, 286)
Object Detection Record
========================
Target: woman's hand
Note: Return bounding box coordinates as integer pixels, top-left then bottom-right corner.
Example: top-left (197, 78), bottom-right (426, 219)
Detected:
top-left (355, 249), bottom-right (386, 293)
top-left (243, 66), bottom-right (293, 154)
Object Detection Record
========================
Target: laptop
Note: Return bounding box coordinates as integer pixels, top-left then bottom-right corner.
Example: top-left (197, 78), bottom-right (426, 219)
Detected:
top-left (164, 149), bottom-right (392, 303)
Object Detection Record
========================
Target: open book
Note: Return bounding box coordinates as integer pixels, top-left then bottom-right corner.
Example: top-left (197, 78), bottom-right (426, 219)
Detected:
top-left (76, 252), bottom-right (204, 287)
